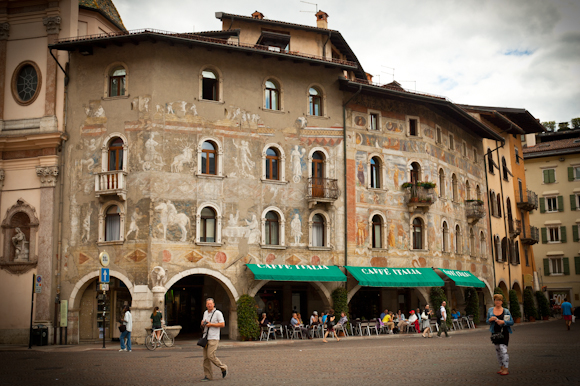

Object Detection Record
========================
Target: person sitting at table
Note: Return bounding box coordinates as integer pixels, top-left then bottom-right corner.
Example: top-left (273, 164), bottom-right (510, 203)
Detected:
top-left (380, 309), bottom-right (389, 320)
top-left (408, 310), bottom-right (420, 333)
top-left (297, 313), bottom-right (304, 325)
top-left (397, 312), bottom-right (409, 332)
top-left (382, 311), bottom-right (395, 334)
top-left (310, 311), bottom-right (320, 326)
top-left (260, 312), bottom-right (276, 339)
top-left (451, 309), bottom-right (461, 320)
top-left (291, 312), bottom-right (312, 339)
top-left (321, 311), bottom-right (327, 325)
top-left (336, 311), bottom-right (348, 327)
top-left (396, 310), bottom-right (406, 321)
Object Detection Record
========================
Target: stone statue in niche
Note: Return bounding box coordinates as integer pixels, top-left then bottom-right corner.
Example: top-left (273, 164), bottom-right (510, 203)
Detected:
top-left (151, 266), bottom-right (166, 289)
top-left (12, 228), bottom-right (29, 261)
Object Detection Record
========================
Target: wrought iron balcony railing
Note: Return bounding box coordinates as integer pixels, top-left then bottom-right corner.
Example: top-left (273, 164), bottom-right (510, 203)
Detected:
top-left (307, 178), bottom-right (340, 206)
top-left (520, 225), bottom-right (539, 245)
top-left (516, 189), bottom-right (538, 211)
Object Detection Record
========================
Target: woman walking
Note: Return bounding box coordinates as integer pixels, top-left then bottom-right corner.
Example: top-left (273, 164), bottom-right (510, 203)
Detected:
top-left (150, 306), bottom-right (163, 346)
top-left (421, 305), bottom-right (433, 338)
top-left (486, 293), bottom-right (514, 376)
top-left (322, 309), bottom-right (340, 343)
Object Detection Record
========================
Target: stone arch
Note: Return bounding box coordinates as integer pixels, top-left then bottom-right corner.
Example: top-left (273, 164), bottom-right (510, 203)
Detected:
top-left (164, 267), bottom-right (239, 304)
top-left (248, 280), bottom-right (332, 309)
top-left (512, 280), bottom-right (523, 302)
top-left (69, 269), bottom-right (134, 310)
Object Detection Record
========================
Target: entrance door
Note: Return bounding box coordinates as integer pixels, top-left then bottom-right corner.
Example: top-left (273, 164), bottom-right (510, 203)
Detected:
top-left (80, 281), bottom-right (96, 340)
top-left (312, 152), bottom-right (324, 197)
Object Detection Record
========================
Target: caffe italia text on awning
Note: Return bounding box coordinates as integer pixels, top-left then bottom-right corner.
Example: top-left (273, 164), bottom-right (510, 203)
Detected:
top-left (360, 268), bottom-right (424, 275)
top-left (255, 264), bottom-right (331, 270)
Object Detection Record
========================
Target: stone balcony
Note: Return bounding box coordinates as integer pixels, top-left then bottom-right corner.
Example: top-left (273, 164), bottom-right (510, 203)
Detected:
top-left (307, 177), bottom-right (340, 208)
top-left (516, 189), bottom-right (538, 211)
top-left (509, 219), bottom-right (522, 238)
top-left (466, 200), bottom-right (485, 224)
top-left (404, 183), bottom-right (436, 213)
top-left (95, 170), bottom-right (127, 201)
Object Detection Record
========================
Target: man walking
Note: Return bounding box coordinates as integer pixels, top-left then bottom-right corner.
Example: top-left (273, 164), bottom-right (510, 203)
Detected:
top-left (201, 298), bottom-right (228, 382)
top-left (561, 297), bottom-right (573, 331)
top-left (437, 300), bottom-right (450, 338)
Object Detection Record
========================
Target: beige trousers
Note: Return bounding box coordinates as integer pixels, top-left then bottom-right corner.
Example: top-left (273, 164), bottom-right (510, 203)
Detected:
top-left (203, 340), bottom-right (227, 379)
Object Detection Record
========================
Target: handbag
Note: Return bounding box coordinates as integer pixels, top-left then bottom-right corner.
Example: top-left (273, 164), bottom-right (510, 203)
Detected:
top-left (421, 312), bottom-right (428, 321)
top-left (197, 310), bottom-right (216, 348)
top-left (490, 331), bottom-right (504, 344)
top-left (119, 324), bottom-right (126, 333)
top-left (327, 316), bottom-right (335, 328)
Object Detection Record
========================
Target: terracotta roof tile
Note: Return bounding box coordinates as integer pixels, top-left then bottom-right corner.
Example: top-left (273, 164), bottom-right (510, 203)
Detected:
top-left (523, 137), bottom-right (580, 154)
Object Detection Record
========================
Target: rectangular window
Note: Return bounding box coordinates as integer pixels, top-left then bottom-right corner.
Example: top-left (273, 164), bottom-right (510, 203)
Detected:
top-left (473, 148), bottom-right (478, 163)
top-left (575, 166), bottom-right (580, 180)
top-left (551, 258), bottom-right (563, 274)
top-left (543, 169), bottom-right (556, 183)
top-left (548, 226), bottom-right (560, 242)
top-left (462, 141), bottom-right (467, 157)
top-left (546, 197), bottom-right (558, 212)
top-left (449, 134), bottom-right (454, 150)
top-left (409, 119), bottom-right (418, 136)
top-left (515, 148), bottom-right (520, 164)
top-left (436, 127), bottom-right (442, 144)
top-left (370, 113), bottom-right (378, 131)
top-left (524, 247), bottom-right (529, 267)
top-left (521, 134), bottom-right (526, 143)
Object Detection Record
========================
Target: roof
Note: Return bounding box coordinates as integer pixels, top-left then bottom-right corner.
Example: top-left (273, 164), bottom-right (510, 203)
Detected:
top-left (339, 78), bottom-right (504, 141)
top-left (79, 0), bottom-right (126, 31)
top-left (523, 137), bottom-right (580, 159)
top-left (215, 12), bottom-right (366, 79)
top-left (458, 104), bottom-right (545, 134)
top-left (49, 29), bottom-right (358, 71)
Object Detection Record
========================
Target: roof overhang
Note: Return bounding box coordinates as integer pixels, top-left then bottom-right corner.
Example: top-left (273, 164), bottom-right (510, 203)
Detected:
top-left (458, 104), bottom-right (545, 134)
top-left (523, 147), bottom-right (580, 159)
top-left (339, 78), bottom-right (504, 141)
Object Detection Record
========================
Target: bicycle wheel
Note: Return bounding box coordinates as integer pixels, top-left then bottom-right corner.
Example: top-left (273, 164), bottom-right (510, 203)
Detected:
top-left (162, 332), bottom-right (175, 347)
top-left (145, 335), bottom-right (156, 351)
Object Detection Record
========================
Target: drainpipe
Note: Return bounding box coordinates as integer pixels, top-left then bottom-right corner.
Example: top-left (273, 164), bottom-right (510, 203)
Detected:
top-left (341, 84), bottom-right (362, 271)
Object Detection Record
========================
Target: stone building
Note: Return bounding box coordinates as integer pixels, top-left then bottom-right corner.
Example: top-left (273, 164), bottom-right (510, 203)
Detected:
top-left (0, 0), bottom-right (125, 344)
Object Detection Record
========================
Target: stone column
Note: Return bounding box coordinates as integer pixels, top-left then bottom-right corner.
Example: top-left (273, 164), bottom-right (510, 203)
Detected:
top-left (152, 286), bottom-right (166, 314)
top-left (34, 166), bottom-right (58, 322)
top-left (0, 22), bottom-right (9, 121)
top-left (43, 16), bottom-right (61, 117)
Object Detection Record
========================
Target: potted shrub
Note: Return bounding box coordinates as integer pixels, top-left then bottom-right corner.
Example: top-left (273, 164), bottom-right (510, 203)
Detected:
top-left (508, 290), bottom-right (522, 323)
top-left (523, 288), bottom-right (537, 322)
top-left (421, 181), bottom-right (436, 189)
top-left (493, 287), bottom-right (508, 308)
top-left (535, 291), bottom-right (551, 320)
top-left (464, 287), bottom-right (479, 326)
top-left (331, 287), bottom-right (349, 337)
top-left (237, 294), bottom-right (260, 341)
top-left (401, 182), bottom-right (413, 189)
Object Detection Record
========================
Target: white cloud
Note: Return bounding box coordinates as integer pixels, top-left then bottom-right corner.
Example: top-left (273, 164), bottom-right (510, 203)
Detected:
top-left (113, 0), bottom-right (580, 123)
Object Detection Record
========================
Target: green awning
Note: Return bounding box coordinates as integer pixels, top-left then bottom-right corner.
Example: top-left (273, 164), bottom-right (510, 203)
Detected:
top-left (438, 268), bottom-right (485, 288)
top-left (345, 266), bottom-right (445, 287)
top-left (246, 264), bottom-right (346, 282)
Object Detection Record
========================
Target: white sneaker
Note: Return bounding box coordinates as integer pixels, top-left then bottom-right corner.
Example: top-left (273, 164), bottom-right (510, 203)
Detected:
top-left (119, 348), bottom-right (127, 352)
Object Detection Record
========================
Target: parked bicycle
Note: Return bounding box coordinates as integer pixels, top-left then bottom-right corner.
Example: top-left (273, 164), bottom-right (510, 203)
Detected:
top-left (145, 326), bottom-right (175, 350)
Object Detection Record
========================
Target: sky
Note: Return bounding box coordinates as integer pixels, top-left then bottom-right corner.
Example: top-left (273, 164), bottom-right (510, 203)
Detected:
top-left (113, 0), bottom-right (580, 125)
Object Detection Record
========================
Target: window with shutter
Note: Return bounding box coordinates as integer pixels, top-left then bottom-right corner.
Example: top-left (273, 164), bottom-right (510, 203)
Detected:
top-left (541, 227), bottom-right (547, 243)
top-left (563, 257), bottom-right (570, 275)
top-left (543, 258), bottom-right (550, 276)
top-left (573, 225), bottom-right (579, 242)
top-left (571, 195), bottom-right (578, 211)
top-left (569, 166), bottom-right (575, 181)
top-left (558, 196), bottom-right (564, 212)
top-left (539, 197), bottom-right (545, 213)
top-left (575, 256), bottom-right (580, 275)
top-left (543, 169), bottom-right (556, 183)
top-left (560, 226), bottom-right (567, 243)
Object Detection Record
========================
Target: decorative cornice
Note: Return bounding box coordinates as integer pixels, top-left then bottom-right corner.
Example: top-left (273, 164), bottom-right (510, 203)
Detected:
top-left (43, 16), bottom-right (61, 35)
top-left (0, 22), bottom-right (9, 40)
top-left (35, 166), bottom-right (59, 187)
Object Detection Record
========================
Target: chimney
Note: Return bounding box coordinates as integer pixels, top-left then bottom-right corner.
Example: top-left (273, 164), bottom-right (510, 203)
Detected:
top-left (315, 10), bottom-right (328, 29)
top-left (252, 11), bottom-right (264, 20)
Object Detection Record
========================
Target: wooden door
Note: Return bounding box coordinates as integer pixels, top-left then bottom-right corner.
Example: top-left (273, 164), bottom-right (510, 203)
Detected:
top-left (79, 281), bottom-right (96, 340)
top-left (312, 153), bottom-right (324, 197)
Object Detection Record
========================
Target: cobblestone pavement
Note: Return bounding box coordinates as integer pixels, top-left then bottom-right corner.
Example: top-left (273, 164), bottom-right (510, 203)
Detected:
top-left (1, 319), bottom-right (579, 386)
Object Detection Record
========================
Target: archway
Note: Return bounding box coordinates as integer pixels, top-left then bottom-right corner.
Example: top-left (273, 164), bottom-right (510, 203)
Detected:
top-left (347, 285), bottom-right (430, 320)
top-left (512, 281), bottom-right (523, 302)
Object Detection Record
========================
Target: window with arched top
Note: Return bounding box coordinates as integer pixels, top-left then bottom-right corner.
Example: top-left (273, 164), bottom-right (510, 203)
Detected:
top-left (371, 215), bottom-right (383, 249)
top-left (109, 67), bottom-right (126, 97)
top-left (265, 79), bottom-right (280, 110)
top-left (514, 241), bottom-right (520, 264)
top-left (487, 148), bottom-right (494, 174)
top-left (476, 185), bottom-right (481, 201)
top-left (108, 137), bottom-right (124, 171)
top-left (200, 207), bottom-right (216, 242)
top-left (439, 169), bottom-right (445, 198)
top-left (494, 235), bottom-right (501, 261)
top-left (201, 141), bottom-right (217, 175)
top-left (442, 221), bottom-right (449, 252)
top-left (261, 144), bottom-right (286, 183)
top-left (264, 211), bottom-right (280, 246)
top-left (309, 87), bottom-right (322, 116)
top-left (469, 227), bottom-right (475, 256)
top-left (452, 174), bottom-right (458, 202)
top-left (501, 237), bottom-right (509, 262)
top-left (480, 231), bottom-right (486, 258)
top-left (311, 213), bottom-right (326, 247)
top-left (466, 180), bottom-right (471, 201)
top-left (455, 225), bottom-right (462, 254)
top-left (412, 217), bottom-right (423, 250)
top-left (496, 194), bottom-right (502, 217)
top-left (370, 157), bottom-right (381, 189)
top-left (201, 69), bottom-right (218, 101)
top-left (490, 191), bottom-right (496, 216)
top-left (311, 151), bottom-right (325, 197)
top-left (265, 148), bottom-right (280, 180)
top-left (99, 203), bottom-right (125, 244)
top-left (502, 156), bottom-right (509, 180)
top-left (436, 126), bottom-right (442, 144)
top-left (410, 162), bottom-right (421, 184)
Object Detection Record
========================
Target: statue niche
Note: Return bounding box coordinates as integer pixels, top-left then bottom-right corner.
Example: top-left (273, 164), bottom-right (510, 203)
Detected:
top-left (1, 199), bottom-right (39, 273)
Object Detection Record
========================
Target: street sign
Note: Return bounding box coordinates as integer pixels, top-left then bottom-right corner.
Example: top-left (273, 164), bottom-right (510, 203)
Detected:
top-left (34, 275), bottom-right (42, 293)
top-left (60, 300), bottom-right (68, 327)
top-left (99, 251), bottom-right (110, 267)
top-left (100, 268), bottom-right (110, 284)
top-left (99, 284), bottom-right (109, 291)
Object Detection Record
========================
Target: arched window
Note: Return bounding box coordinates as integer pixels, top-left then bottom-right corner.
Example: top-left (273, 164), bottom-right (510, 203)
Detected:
top-left (312, 214), bottom-right (326, 247)
top-left (311, 151), bottom-right (325, 197)
top-left (496, 194), bottom-right (502, 217)
top-left (201, 69), bottom-right (218, 101)
top-left (265, 147), bottom-right (280, 180)
top-left (514, 241), bottom-right (520, 264)
top-left (265, 79), bottom-right (280, 110)
top-left (507, 198), bottom-right (513, 222)
top-left (265, 211), bottom-right (280, 245)
top-left (201, 141), bottom-right (217, 175)
top-left (200, 207), bottom-right (216, 242)
top-left (469, 227), bottom-right (475, 256)
top-left (466, 180), bottom-right (471, 201)
top-left (108, 137), bottom-right (124, 171)
top-left (109, 67), bottom-right (126, 97)
top-left (501, 237), bottom-right (509, 262)
top-left (494, 235), bottom-right (501, 262)
top-left (309, 87), bottom-right (322, 116)
top-left (439, 169), bottom-right (445, 197)
top-left (490, 191), bottom-right (496, 216)
top-left (410, 162), bottom-right (421, 184)
top-left (105, 205), bottom-right (121, 241)
top-left (480, 231), bottom-right (486, 258)
top-left (502, 156), bottom-right (509, 180)
top-left (370, 157), bottom-right (381, 189)
top-left (487, 148), bottom-right (494, 173)
top-left (442, 221), bottom-right (449, 252)
top-left (412, 218), bottom-right (423, 250)
top-left (371, 215), bottom-right (382, 248)
top-left (476, 185), bottom-right (481, 201)
top-left (455, 225), bottom-right (462, 254)
top-left (452, 174), bottom-right (458, 202)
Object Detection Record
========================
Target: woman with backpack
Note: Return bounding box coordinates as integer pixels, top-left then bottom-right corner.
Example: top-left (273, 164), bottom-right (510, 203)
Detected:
top-left (150, 306), bottom-right (163, 346)
top-left (322, 308), bottom-right (340, 343)
top-left (486, 293), bottom-right (514, 376)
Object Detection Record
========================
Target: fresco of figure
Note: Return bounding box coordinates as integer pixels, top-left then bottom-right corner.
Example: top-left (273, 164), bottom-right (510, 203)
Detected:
top-left (126, 207), bottom-right (146, 240)
top-left (290, 213), bottom-right (303, 245)
top-left (291, 145), bottom-right (306, 183)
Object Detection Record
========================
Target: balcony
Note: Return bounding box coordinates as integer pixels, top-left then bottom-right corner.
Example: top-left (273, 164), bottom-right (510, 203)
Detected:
top-left (95, 170), bottom-right (127, 201)
top-left (466, 200), bottom-right (485, 224)
top-left (509, 219), bottom-right (521, 238)
top-left (307, 177), bottom-right (340, 208)
top-left (520, 225), bottom-right (539, 245)
top-left (516, 189), bottom-right (538, 211)
top-left (403, 183), bottom-right (436, 213)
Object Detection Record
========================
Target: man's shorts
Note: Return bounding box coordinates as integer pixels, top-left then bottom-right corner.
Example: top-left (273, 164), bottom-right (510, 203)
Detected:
top-left (564, 315), bottom-right (572, 321)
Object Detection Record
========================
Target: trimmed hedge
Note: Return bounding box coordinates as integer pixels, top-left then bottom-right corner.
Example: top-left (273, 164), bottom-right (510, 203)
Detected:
top-left (535, 291), bottom-right (551, 318)
top-left (237, 294), bottom-right (260, 341)
top-left (508, 290), bottom-right (522, 320)
top-left (331, 287), bottom-right (349, 321)
top-left (429, 287), bottom-right (451, 327)
top-left (523, 288), bottom-right (537, 320)
top-left (464, 287), bottom-right (480, 323)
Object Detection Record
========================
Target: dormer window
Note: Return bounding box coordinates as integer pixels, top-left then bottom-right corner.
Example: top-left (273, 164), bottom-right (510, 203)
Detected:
top-left (257, 30), bottom-right (290, 51)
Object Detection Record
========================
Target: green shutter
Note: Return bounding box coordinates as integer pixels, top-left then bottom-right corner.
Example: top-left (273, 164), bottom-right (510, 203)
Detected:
top-left (540, 197), bottom-right (545, 213)
top-left (558, 195), bottom-right (564, 212)
top-left (569, 167), bottom-right (575, 181)
top-left (571, 195), bottom-right (578, 211)
top-left (551, 169), bottom-right (556, 183)
top-left (563, 257), bottom-right (570, 275)
top-left (543, 258), bottom-right (550, 276)
top-left (575, 256), bottom-right (580, 275)
top-left (541, 227), bottom-right (547, 243)
top-left (573, 225), bottom-right (579, 242)
top-left (543, 170), bottom-right (549, 183)
top-left (560, 226), bottom-right (567, 243)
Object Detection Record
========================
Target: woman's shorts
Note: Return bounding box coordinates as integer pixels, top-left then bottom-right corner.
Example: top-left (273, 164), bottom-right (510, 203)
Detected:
top-left (153, 324), bottom-right (162, 329)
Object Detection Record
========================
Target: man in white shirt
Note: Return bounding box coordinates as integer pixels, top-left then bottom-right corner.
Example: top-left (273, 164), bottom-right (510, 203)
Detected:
top-left (119, 306), bottom-right (132, 352)
top-left (200, 298), bottom-right (228, 382)
top-left (437, 300), bottom-right (450, 338)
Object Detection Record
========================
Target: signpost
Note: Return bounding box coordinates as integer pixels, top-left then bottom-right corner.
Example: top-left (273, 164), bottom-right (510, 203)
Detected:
top-left (100, 268), bottom-right (110, 283)
top-left (99, 262), bottom-right (109, 348)
top-left (35, 275), bottom-right (42, 294)
top-left (99, 251), bottom-right (110, 267)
